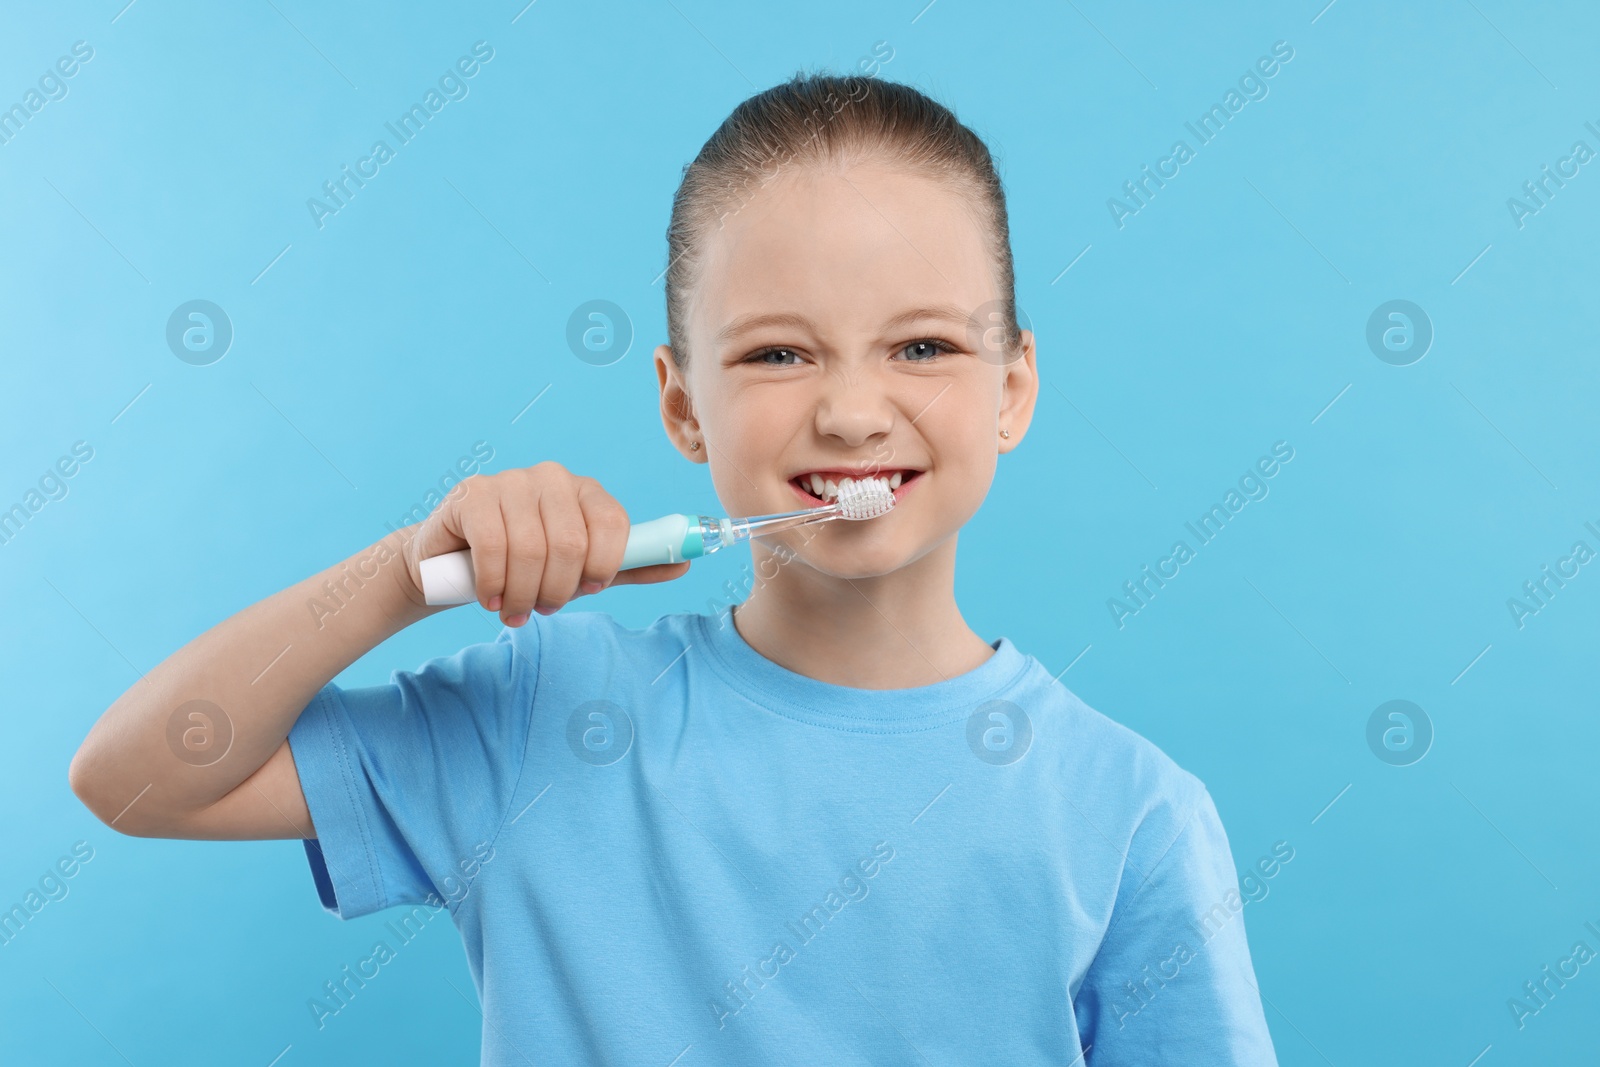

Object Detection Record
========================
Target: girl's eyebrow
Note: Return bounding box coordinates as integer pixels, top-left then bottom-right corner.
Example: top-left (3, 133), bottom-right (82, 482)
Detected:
top-left (715, 303), bottom-right (971, 345)
top-left (880, 303), bottom-right (971, 331)
top-left (715, 311), bottom-right (813, 345)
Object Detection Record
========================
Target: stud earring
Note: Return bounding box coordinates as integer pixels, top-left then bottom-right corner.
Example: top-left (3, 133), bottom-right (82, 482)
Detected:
top-left (690, 440), bottom-right (701, 451)
top-left (1000, 429), bottom-right (1011, 439)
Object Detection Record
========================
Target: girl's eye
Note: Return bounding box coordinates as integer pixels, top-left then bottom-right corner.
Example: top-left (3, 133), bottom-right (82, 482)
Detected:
top-left (898, 339), bottom-right (956, 362)
top-left (746, 347), bottom-right (803, 366)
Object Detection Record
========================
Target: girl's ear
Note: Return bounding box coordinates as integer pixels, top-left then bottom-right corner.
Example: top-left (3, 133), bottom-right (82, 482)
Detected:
top-left (654, 344), bottom-right (707, 463)
top-left (997, 329), bottom-right (1039, 454)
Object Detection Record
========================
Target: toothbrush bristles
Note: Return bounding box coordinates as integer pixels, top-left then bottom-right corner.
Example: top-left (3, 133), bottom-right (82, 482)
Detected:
top-left (833, 478), bottom-right (896, 520)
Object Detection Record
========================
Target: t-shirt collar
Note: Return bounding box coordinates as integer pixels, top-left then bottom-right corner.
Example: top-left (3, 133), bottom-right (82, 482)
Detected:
top-left (692, 606), bottom-right (1034, 733)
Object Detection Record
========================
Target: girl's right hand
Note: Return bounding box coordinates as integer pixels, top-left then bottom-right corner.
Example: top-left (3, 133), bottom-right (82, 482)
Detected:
top-left (398, 462), bottom-right (691, 626)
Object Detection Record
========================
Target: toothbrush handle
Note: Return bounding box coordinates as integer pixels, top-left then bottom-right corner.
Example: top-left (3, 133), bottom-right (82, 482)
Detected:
top-left (620, 513), bottom-right (707, 568)
top-left (417, 513), bottom-right (707, 606)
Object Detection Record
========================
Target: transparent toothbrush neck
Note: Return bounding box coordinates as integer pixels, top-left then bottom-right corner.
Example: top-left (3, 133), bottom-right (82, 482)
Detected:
top-left (695, 509), bottom-right (826, 555)
top-left (694, 515), bottom-right (739, 556)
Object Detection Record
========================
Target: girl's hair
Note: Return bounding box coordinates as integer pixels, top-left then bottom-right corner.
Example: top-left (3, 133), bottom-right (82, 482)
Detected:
top-left (664, 72), bottom-right (1019, 368)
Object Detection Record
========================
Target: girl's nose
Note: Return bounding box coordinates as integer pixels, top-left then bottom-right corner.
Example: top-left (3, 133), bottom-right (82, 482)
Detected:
top-left (813, 366), bottom-right (896, 446)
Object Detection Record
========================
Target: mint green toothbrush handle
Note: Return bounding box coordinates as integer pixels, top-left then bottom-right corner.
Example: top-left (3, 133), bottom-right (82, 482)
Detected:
top-left (619, 513), bottom-right (705, 569)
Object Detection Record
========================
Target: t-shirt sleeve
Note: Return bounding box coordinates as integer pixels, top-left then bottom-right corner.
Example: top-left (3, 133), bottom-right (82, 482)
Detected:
top-left (286, 625), bottom-right (536, 920)
top-left (1075, 787), bottom-right (1279, 1066)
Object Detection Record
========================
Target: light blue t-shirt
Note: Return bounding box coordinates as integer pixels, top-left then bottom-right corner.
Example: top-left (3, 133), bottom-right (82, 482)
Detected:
top-left (287, 607), bottom-right (1278, 1065)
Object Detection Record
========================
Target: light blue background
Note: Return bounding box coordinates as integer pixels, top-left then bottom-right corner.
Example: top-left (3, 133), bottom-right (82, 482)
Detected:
top-left (3, 1), bottom-right (1597, 1063)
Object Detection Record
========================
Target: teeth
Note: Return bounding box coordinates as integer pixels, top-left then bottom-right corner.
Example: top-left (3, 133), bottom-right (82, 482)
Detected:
top-left (797, 471), bottom-right (910, 502)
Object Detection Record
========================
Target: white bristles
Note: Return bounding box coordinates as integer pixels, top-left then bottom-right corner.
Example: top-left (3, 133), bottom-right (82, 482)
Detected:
top-left (832, 478), bottom-right (895, 520)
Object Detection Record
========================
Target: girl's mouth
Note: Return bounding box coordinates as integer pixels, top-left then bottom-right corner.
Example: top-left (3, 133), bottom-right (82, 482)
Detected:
top-left (787, 470), bottom-right (922, 507)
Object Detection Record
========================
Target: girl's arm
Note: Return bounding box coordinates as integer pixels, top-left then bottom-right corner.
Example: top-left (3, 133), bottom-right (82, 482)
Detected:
top-left (68, 528), bottom-right (438, 840)
top-left (68, 463), bottom-right (687, 841)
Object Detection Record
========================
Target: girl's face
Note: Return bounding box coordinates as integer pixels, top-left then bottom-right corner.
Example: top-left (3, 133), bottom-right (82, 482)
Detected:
top-left (654, 160), bottom-right (1037, 579)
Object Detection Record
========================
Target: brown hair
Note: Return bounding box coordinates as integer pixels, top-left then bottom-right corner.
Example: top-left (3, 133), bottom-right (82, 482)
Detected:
top-left (663, 71), bottom-right (1019, 368)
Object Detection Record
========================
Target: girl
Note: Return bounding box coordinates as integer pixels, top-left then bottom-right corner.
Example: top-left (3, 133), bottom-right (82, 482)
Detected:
top-left (70, 73), bottom-right (1278, 1065)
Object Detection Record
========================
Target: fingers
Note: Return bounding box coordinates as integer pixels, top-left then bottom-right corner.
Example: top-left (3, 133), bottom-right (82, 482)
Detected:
top-left (533, 486), bottom-right (588, 616)
top-left (576, 478), bottom-right (630, 594)
top-left (456, 479), bottom-right (510, 615)
top-left (496, 484), bottom-right (546, 625)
